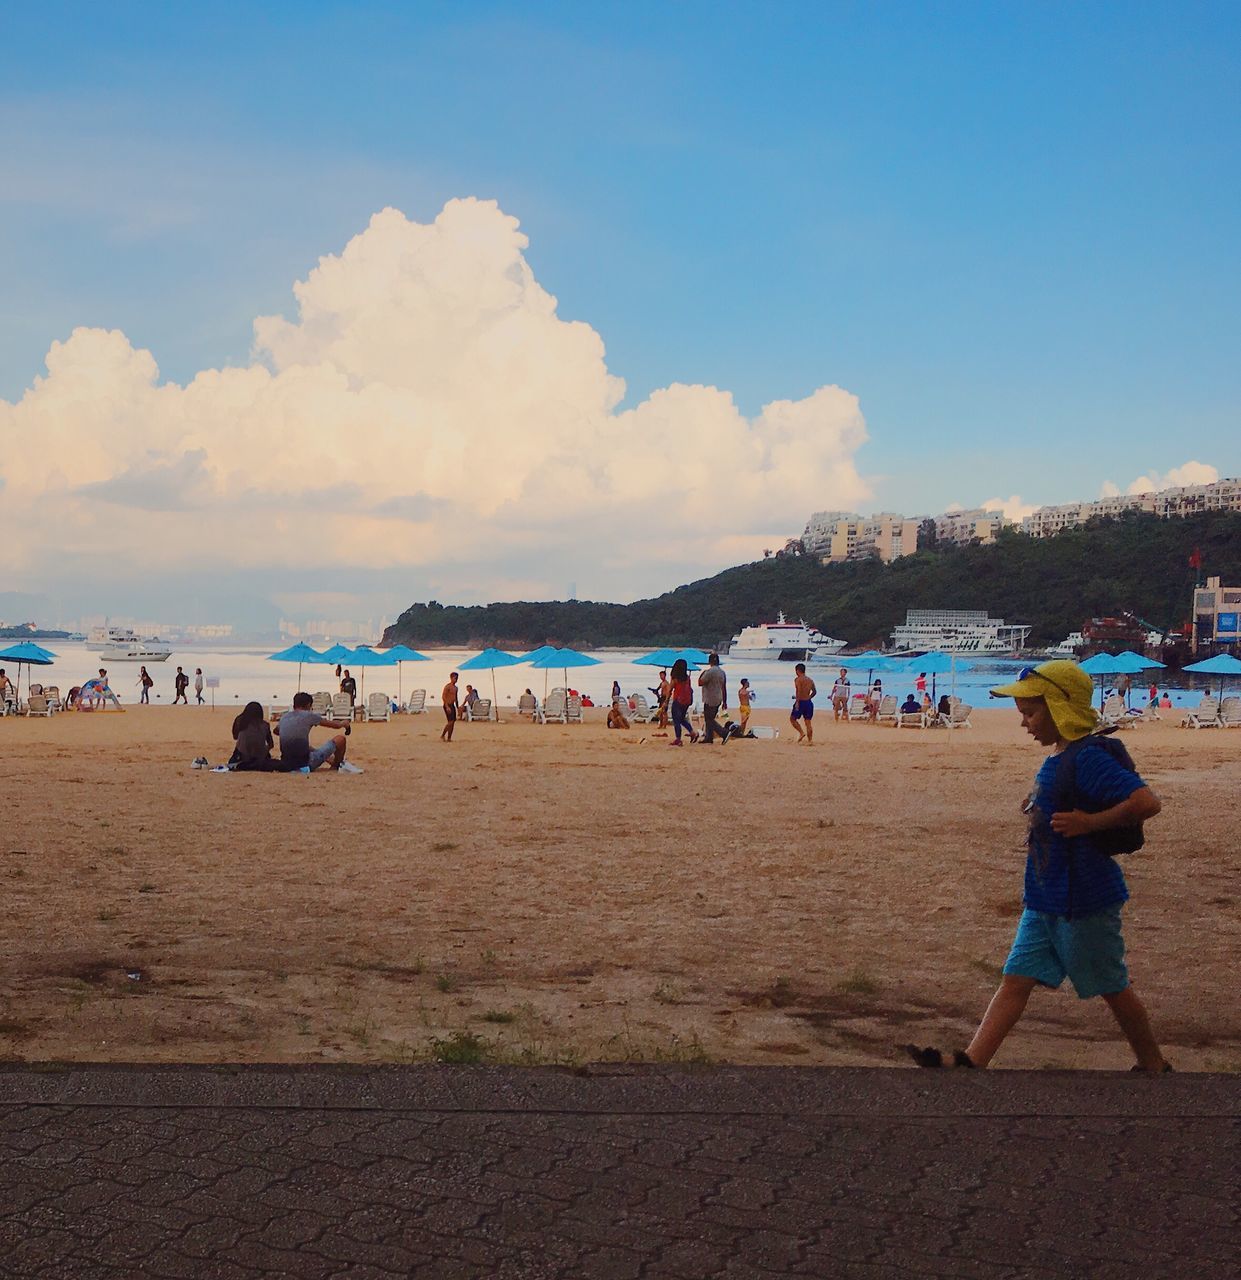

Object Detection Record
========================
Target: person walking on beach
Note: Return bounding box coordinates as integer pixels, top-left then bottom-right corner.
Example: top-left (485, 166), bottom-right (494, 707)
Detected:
top-left (136, 666), bottom-right (153, 704)
top-left (697, 653), bottom-right (729, 744)
top-left (173, 666), bottom-right (189, 704)
top-left (668, 659), bottom-right (697, 746)
top-left (340, 669), bottom-right (357, 706)
top-left (738, 678), bottom-right (754, 734)
top-left (905, 660), bottom-right (1169, 1072)
top-left (831, 669), bottom-right (850, 722)
top-left (440, 672), bottom-right (460, 742)
top-left (790, 663), bottom-right (817, 744)
top-left (194, 668), bottom-right (204, 705)
top-left (915, 672), bottom-right (927, 696)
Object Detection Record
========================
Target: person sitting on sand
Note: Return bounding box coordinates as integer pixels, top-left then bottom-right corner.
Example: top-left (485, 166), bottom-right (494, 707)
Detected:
top-left (274, 691), bottom-right (351, 771)
top-left (790, 663), bottom-right (817, 744)
top-left (441, 673), bottom-right (460, 742)
top-left (607, 702), bottom-right (630, 729)
top-left (230, 701), bottom-right (278, 771)
top-left (667, 659), bottom-right (697, 746)
top-left (1159, 692), bottom-right (1172, 709)
top-left (901, 693), bottom-right (921, 715)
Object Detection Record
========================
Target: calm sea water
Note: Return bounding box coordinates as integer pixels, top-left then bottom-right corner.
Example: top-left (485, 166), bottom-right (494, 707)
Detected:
top-left (15, 643), bottom-right (1215, 711)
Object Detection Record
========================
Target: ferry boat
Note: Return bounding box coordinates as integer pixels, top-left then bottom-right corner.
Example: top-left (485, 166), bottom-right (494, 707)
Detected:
top-left (88, 626), bottom-right (172, 662)
top-left (729, 613), bottom-right (846, 662)
top-left (1046, 630), bottom-right (1085, 657)
top-left (889, 609), bottom-right (1030, 655)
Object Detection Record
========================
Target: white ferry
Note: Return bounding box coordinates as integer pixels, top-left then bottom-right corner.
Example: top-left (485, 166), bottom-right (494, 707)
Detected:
top-left (1046, 630), bottom-right (1085, 657)
top-left (729, 613), bottom-right (846, 662)
top-left (88, 626), bottom-right (172, 662)
top-left (889, 609), bottom-right (1030, 655)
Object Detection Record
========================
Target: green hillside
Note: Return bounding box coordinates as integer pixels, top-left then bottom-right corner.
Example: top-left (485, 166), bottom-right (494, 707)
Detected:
top-left (383, 510), bottom-right (1241, 651)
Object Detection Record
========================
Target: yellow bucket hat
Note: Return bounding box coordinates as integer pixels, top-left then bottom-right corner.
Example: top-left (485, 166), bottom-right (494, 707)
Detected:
top-left (990, 659), bottom-right (1098, 741)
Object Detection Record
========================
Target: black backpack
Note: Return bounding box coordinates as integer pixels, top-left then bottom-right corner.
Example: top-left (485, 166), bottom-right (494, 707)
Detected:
top-left (1051, 730), bottom-right (1145, 856)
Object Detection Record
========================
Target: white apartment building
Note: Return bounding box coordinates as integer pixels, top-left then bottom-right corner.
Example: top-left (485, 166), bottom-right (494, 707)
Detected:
top-left (802, 512), bottom-right (920, 563)
top-left (1024, 478), bottom-right (1241, 538)
top-left (934, 508), bottom-right (1003, 547)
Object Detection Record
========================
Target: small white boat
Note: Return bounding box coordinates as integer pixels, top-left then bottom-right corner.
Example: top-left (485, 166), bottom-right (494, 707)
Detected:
top-left (88, 625), bottom-right (172, 661)
top-left (729, 613), bottom-right (846, 662)
top-left (1046, 631), bottom-right (1085, 657)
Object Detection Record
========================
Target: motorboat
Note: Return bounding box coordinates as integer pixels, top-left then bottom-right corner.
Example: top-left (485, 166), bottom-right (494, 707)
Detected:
top-left (729, 613), bottom-right (846, 662)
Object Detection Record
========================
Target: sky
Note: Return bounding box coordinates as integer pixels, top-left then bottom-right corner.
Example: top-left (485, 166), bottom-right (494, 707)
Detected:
top-left (2, 1), bottom-right (1239, 626)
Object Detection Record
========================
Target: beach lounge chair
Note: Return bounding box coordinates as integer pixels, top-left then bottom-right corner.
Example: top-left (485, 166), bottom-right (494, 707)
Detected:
top-left (517, 692), bottom-right (538, 718)
top-left (465, 698), bottom-right (493, 722)
top-left (876, 695), bottom-right (898, 726)
top-left (565, 695), bottom-right (584, 724)
top-left (269, 705), bottom-right (289, 724)
top-left (629, 693), bottom-right (653, 723)
top-left (537, 690), bottom-right (568, 723)
top-left (44, 686), bottom-right (62, 713)
top-left (330, 693), bottom-right (354, 722)
top-left (25, 694), bottom-right (51, 717)
top-left (898, 710), bottom-right (925, 729)
top-left (405, 689), bottom-right (427, 714)
top-left (365, 692), bottom-right (391, 722)
top-left (1180, 696), bottom-right (1221, 729)
top-left (1100, 695), bottom-right (1139, 730)
top-left (1219, 696), bottom-right (1241, 728)
top-left (848, 694), bottom-right (870, 722)
top-left (944, 702), bottom-right (973, 729)
top-left (311, 691), bottom-right (333, 715)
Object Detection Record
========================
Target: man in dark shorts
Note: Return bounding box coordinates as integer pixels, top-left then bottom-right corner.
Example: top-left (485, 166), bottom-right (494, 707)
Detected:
top-left (790, 662), bottom-right (817, 745)
top-left (274, 691), bottom-right (352, 771)
top-left (441, 672), bottom-right (460, 742)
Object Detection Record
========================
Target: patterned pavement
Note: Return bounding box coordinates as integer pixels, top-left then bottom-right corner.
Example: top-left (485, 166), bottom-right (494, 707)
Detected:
top-left (0, 1064), bottom-right (1237, 1279)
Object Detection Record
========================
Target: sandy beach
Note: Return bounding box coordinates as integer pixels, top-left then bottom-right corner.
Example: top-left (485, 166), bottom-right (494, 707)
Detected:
top-left (2, 705), bottom-right (1238, 1071)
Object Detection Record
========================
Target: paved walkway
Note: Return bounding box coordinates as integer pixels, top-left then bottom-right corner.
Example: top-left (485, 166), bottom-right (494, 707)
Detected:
top-left (0, 1064), bottom-right (1237, 1279)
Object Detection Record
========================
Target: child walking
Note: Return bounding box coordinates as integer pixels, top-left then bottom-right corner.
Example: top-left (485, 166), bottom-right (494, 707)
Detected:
top-left (906, 660), bottom-right (1170, 1072)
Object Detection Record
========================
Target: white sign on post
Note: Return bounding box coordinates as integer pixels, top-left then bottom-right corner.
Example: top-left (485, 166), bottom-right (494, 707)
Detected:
top-left (205, 676), bottom-right (220, 709)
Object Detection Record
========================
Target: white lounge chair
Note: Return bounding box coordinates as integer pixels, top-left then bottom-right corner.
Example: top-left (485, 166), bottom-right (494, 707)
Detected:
top-left (875, 695), bottom-right (898, 726)
top-left (537, 690), bottom-right (568, 724)
top-left (311, 691), bottom-right (333, 715)
top-left (945, 702), bottom-right (973, 729)
top-left (898, 711), bottom-right (925, 729)
top-left (1181, 696), bottom-right (1221, 729)
top-left (406, 689), bottom-right (427, 714)
top-left (629, 693), bottom-right (653, 723)
top-left (44, 686), bottom-right (62, 713)
top-left (1219, 696), bottom-right (1241, 728)
top-left (565, 695), bottom-right (584, 724)
top-left (365, 692), bottom-right (391, 722)
top-left (517, 692), bottom-right (538, 718)
top-left (330, 693), bottom-right (354, 722)
top-left (1100, 695), bottom-right (1139, 730)
top-left (847, 694), bottom-right (870, 722)
top-left (465, 698), bottom-right (493, 722)
top-left (25, 694), bottom-right (51, 717)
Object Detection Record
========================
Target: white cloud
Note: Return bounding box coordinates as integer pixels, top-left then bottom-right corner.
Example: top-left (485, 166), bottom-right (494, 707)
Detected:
top-left (981, 494), bottom-right (1037, 522)
top-left (1122, 460), bottom-right (1219, 495)
top-left (0, 199), bottom-right (870, 608)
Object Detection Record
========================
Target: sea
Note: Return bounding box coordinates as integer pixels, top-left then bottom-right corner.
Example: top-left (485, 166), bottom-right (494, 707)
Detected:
top-left (16, 643), bottom-right (1215, 712)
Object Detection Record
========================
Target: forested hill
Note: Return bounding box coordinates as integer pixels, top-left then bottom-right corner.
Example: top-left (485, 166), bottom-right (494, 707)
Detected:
top-left (382, 511), bottom-right (1241, 651)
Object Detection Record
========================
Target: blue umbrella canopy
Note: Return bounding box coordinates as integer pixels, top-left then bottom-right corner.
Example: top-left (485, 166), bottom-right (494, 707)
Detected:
top-left (634, 648), bottom-right (700, 670)
top-left (320, 643), bottom-right (354, 663)
top-left (528, 647), bottom-right (601, 670)
top-left (383, 644), bottom-right (429, 661)
top-left (889, 650), bottom-right (972, 700)
top-left (521, 644), bottom-right (561, 663)
top-left (1079, 652), bottom-right (1154, 675)
top-left (266, 643), bottom-right (326, 693)
top-left (457, 648), bottom-right (525, 717)
top-left (1184, 652), bottom-right (1241, 705)
top-left (0, 641), bottom-right (57, 664)
top-left (1116, 650), bottom-right (1166, 670)
top-left (340, 647), bottom-right (397, 666)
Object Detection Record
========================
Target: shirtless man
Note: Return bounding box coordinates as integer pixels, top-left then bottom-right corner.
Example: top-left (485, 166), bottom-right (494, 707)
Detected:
top-left (441, 672), bottom-right (460, 742)
top-left (656, 669), bottom-right (671, 734)
top-left (790, 663), bottom-right (817, 744)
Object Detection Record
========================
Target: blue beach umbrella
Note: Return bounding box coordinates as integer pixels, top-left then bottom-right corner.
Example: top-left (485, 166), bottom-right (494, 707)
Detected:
top-left (458, 647), bottom-right (526, 716)
top-left (338, 646), bottom-right (398, 705)
top-left (529, 646), bottom-right (601, 707)
top-left (320, 643), bottom-right (354, 664)
top-left (1079, 651), bottom-right (1158, 707)
top-left (266, 643), bottom-right (326, 693)
top-left (0, 641), bottom-right (57, 706)
top-left (892, 650), bottom-right (974, 701)
top-left (1183, 652), bottom-right (1241, 707)
top-left (634, 648), bottom-right (700, 671)
top-left (378, 643), bottom-right (429, 704)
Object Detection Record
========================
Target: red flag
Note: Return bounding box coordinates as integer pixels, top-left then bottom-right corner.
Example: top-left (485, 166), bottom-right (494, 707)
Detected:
top-left (1188, 547), bottom-right (1202, 570)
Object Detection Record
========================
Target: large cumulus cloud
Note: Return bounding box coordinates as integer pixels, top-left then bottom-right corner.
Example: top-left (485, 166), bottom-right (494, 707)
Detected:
top-left (0, 199), bottom-right (870, 608)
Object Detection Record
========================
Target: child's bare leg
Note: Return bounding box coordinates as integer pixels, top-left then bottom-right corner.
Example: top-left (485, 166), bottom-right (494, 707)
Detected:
top-left (1103, 986), bottom-right (1167, 1070)
top-left (965, 975), bottom-right (1038, 1067)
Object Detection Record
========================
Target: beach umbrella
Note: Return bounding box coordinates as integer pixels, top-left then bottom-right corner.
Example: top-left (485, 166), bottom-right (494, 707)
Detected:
top-left (835, 650), bottom-right (899, 694)
top-left (458, 647), bottom-right (526, 719)
top-left (1183, 652), bottom-right (1241, 708)
top-left (892, 650), bottom-right (974, 702)
top-left (266, 643), bottom-right (326, 693)
top-left (634, 648), bottom-right (700, 671)
top-left (0, 641), bottom-right (57, 707)
top-left (529, 646), bottom-right (601, 708)
top-left (339, 646), bottom-right (398, 706)
top-left (1079, 651), bottom-right (1157, 707)
top-left (320, 643), bottom-right (354, 665)
top-left (380, 643), bottom-right (429, 705)
top-left (521, 645), bottom-right (561, 663)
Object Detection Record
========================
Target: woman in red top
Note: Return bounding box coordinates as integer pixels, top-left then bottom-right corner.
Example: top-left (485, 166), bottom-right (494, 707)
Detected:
top-left (668, 658), bottom-right (698, 746)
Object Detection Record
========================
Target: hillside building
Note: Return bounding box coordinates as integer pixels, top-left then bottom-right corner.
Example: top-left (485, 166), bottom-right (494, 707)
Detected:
top-left (1024, 477), bottom-right (1241, 538)
top-left (803, 511), bottom-right (920, 563)
top-left (934, 508), bottom-right (1003, 547)
top-left (1192, 576), bottom-right (1241, 653)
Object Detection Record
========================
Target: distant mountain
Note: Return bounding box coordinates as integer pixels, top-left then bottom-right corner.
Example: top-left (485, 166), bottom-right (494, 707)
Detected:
top-left (382, 510), bottom-right (1241, 651)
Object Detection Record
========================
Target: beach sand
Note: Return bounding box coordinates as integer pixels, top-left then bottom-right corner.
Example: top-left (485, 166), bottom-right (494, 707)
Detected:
top-left (2, 705), bottom-right (1238, 1071)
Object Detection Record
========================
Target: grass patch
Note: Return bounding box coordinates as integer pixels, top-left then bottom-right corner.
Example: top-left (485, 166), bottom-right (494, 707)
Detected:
top-left (479, 1009), bottom-right (517, 1024)
top-left (836, 968), bottom-right (880, 996)
top-left (435, 973), bottom-right (458, 993)
top-left (428, 1030), bottom-right (490, 1064)
top-left (430, 841), bottom-right (458, 853)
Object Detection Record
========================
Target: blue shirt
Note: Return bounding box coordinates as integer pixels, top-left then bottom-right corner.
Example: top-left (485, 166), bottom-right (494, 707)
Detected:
top-left (1023, 743), bottom-right (1144, 917)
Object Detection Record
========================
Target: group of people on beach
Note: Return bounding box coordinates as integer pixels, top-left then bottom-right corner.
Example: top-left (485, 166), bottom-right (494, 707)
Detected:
top-left (136, 665), bottom-right (206, 705)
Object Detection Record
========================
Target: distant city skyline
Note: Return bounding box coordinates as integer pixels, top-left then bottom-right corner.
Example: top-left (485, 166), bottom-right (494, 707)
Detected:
top-left (2, 3), bottom-right (1238, 621)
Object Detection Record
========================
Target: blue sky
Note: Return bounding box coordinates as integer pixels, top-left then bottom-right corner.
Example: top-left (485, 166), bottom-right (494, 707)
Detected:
top-left (2, 1), bottom-right (1239, 618)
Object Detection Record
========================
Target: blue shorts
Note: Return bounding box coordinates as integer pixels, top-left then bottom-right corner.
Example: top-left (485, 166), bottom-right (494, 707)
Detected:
top-left (309, 740), bottom-right (338, 771)
top-left (1003, 906), bottom-right (1129, 999)
top-left (792, 699), bottom-right (814, 721)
